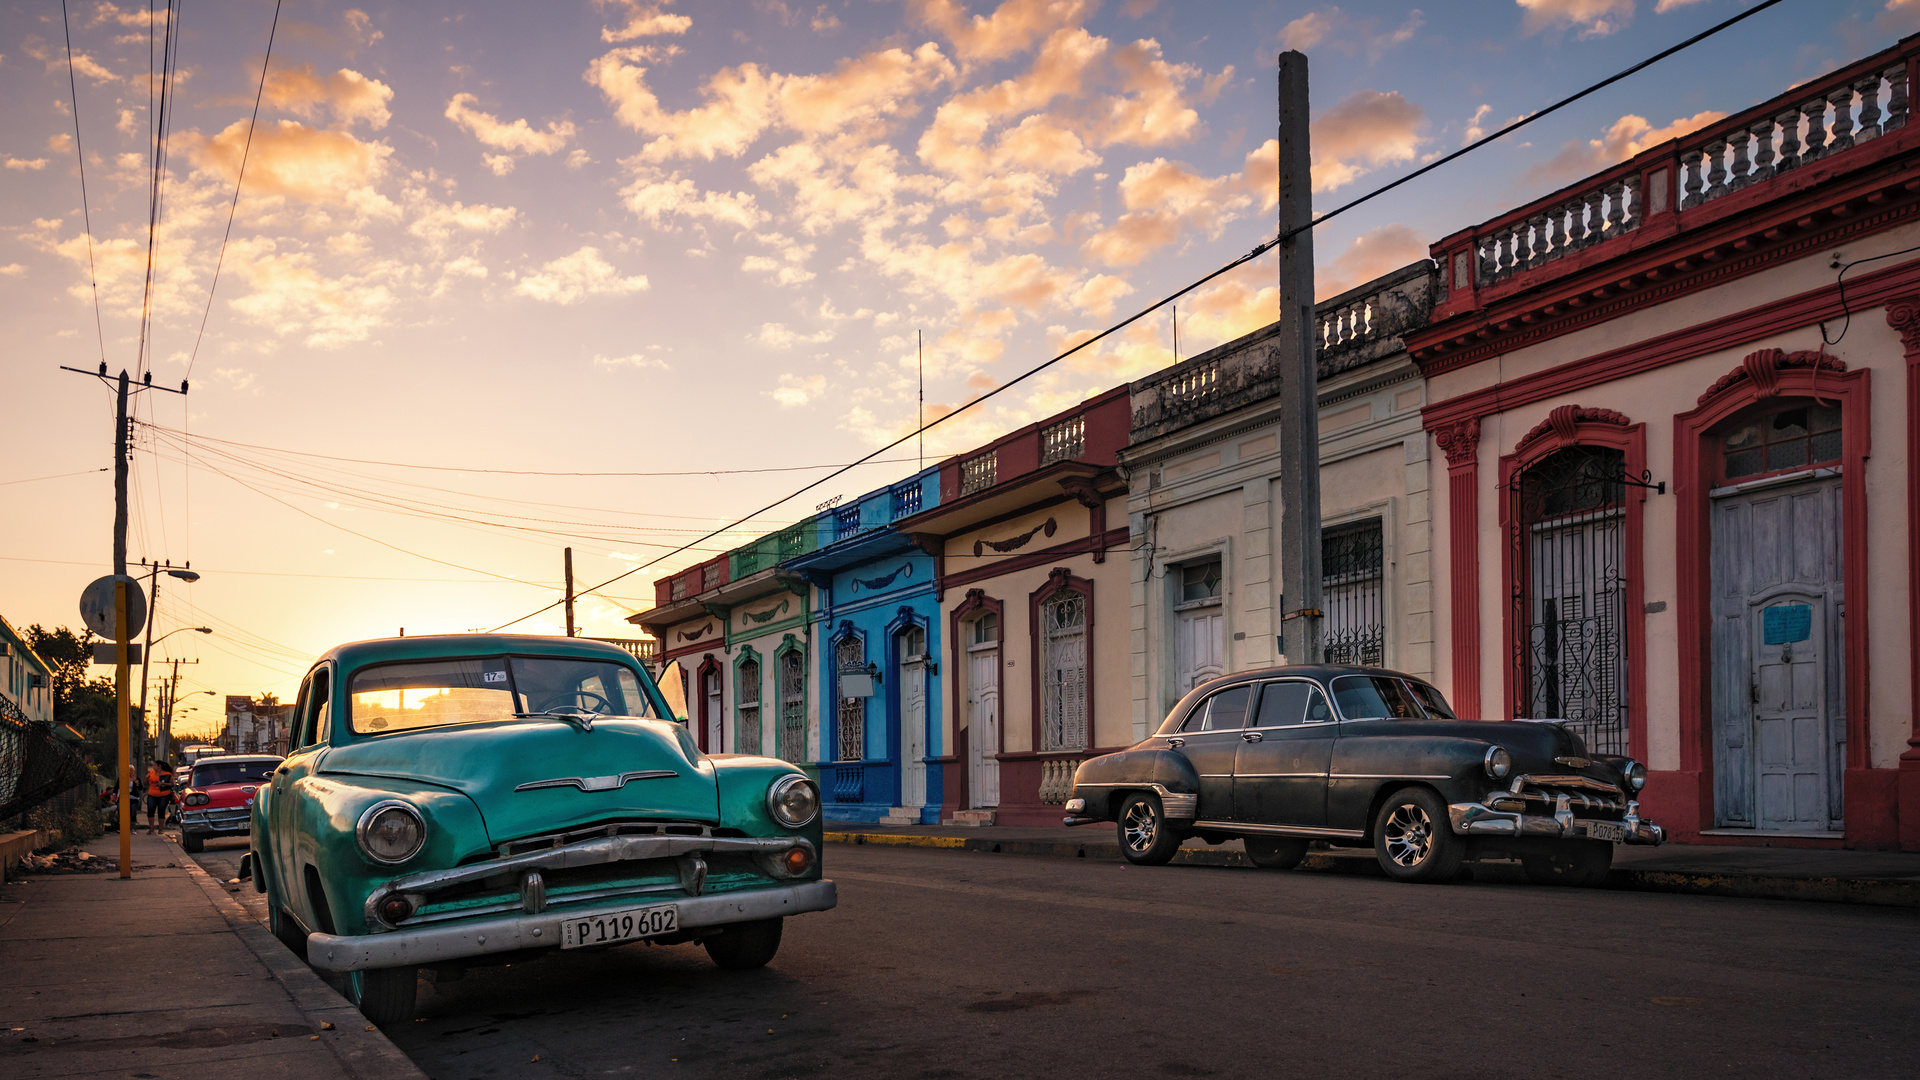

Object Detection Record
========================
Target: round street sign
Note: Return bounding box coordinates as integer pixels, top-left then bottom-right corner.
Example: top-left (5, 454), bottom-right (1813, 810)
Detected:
top-left (80, 574), bottom-right (147, 640)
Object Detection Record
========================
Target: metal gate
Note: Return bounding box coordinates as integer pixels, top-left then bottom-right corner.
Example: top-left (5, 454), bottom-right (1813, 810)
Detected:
top-left (1321, 520), bottom-right (1385, 667)
top-left (1510, 446), bottom-right (1628, 754)
top-left (736, 657), bottom-right (760, 757)
top-left (1040, 590), bottom-right (1088, 752)
top-left (834, 635), bottom-right (866, 763)
top-left (778, 651), bottom-right (805, 763)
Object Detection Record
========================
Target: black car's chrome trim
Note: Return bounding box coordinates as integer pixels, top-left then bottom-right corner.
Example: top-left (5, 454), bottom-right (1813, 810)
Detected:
top-left (1329, 773), bottom-right (1451, 780)
top-left (1231, 772), bottom-right (1322, 778)
top-left (1191, 820), bottom-right (1365, 840)
top-left (514, 769), bottom-right (679, 793)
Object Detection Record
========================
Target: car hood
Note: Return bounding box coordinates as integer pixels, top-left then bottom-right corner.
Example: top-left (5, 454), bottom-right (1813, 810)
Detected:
top-left (1344, 717), bottom-right (1619, 784)
top-left (316, 717), bottom-right (719, 845)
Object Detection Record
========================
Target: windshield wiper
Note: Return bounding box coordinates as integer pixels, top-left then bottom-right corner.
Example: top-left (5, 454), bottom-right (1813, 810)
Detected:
top-left (512, 707), bottom-right (607, 731)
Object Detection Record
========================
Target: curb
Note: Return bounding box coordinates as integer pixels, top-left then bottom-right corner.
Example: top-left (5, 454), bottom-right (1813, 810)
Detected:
top-left (824, 830), bottom-right (1920, 908)
top-left (180, 853), bottom-right (431, 1080)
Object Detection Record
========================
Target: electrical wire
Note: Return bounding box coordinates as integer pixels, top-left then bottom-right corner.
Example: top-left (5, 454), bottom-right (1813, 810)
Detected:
top-left (58, 0), bottom-right (107, 368)
top-left (490, 0), bottom-right (1795, 633)
top-left (186, 0), bottom-right (281, 381)
top-left (0, 468), bottom-right (108, 487)
top-left (0, 554), bottom-right (552, 584)
top-left (1819, 243), bottom-right (1920, 345)
top-left (134, 0), bottom-right (182, 380)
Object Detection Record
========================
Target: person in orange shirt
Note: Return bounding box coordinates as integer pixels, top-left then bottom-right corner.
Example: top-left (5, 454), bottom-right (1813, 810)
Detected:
top-left (144, 760), bottom-right (173, 835)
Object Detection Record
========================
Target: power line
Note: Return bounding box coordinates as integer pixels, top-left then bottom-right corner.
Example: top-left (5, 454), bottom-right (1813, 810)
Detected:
top-left (491, 0), bottom-right (1794, 633)
top-left (0, 554), bottom-right (553, 584)
top-left (135, 0), bottom-right (183, 380)
top-left (58, 0), bottom-right (106, 368)
top-left (187, 0), bottom-right (282, 381)
top-left (1, 468), bottom-right (108, 487)
top-left (1290, 0), bottom-right (1792, 242)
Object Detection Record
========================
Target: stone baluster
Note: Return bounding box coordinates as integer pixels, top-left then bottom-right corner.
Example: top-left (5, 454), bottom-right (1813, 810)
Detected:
top-left (1542, 209), bottom-right (1564, 260)
top-left (1561, 199), bottom-right (1585, 249)
top-left (1702, 137), bottom-right (1727, 200)
top-left (1726, 128), bottom-right (1752, 190)
top-left (1680, 149), bottom-right (1704, 208)
top-left (1621, 172), bottom-right (1641, 229)
top-left (1513, 221), bottom-right (1534, 269)
top-left (1750, 118), bottom-right (1776, 181)
top-left (1802, 96), bottom-right (1828, 159)
top-left (1776, 109), bottom-right (1801, 171)
top-left (1856, 73), bottom-right (1883, 143)
top-left (1476, 236), bottom-right (1496, 283)
top-left (1582, 189), bottom-right (1604, 241)
top-left (1603, 180), bottom-right (1626, 235)
top-left (1886, 64), bottom-right (1908, 131)
top-left (1494, 228), bottom-right (1515, 278)
top-left (1828, 85), bottom-right (1858, 152)
top-left (1530, 214), bottom-right (1551, 263)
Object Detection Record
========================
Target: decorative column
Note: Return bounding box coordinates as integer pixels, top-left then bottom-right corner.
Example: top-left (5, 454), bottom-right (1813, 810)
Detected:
top-left (1888, 298), bottom-right (1920, 851)
top-left (1434, 417), bottom-right (1483, 718)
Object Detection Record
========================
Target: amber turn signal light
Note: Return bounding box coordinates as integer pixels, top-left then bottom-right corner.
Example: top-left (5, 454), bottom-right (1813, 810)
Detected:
top-left (379, 896), bottom-right (414, 924)
top-left (782, 846), bottom-right (813, 876)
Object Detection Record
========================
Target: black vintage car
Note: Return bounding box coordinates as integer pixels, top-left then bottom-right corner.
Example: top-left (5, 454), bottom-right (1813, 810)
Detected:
top-left (1064, 665), bottom-right (1662, 885)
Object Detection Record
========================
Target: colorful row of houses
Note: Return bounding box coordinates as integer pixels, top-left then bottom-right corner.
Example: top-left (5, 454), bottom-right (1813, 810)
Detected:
top-left (634, 36), bottom-right (1920, 852)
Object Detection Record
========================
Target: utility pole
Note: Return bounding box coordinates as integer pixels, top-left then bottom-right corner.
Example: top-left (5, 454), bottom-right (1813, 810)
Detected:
top-left (564, 547), bottom-right (576, 637)
top-left (1275, 50), bottom-right (1324, 665)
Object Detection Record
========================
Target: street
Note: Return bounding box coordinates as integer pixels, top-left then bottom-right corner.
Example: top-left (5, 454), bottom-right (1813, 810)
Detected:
top-left (188, 838), bottom-right (1920, 1079)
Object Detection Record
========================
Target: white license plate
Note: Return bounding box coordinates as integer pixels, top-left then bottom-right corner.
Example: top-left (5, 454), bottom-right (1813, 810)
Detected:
top-left (560, 905), bottom-right (678, 949)
top-left (1582, 819), bottom-right (1626, 842)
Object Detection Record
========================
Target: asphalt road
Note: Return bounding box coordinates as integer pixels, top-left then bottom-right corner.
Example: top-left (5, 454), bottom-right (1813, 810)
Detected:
top-left (188, 838), bottom-right (1920, 1079)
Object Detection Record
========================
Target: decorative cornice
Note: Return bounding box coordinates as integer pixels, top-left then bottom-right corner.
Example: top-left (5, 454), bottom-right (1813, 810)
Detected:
top-left (739, 598), bottom-right (790, 625)
top-left (850, 562), bottom-right (912, 593)
top-left (1886, 293), bottom-right (1920, 355)
top-left (1514, 405), bottom-right (1631, 455)
top-left (1697, 349), bottom-right (1847, 406)
top-left (974, 517), bottom-right (1056, 557)
top-left (677, 623), bottom-right (713, 643)
top-left (1433, 417), bottom-right (1481, 468)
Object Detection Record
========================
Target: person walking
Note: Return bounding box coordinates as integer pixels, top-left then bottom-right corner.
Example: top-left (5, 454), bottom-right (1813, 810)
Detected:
top-left (143, 760), bottom-right (173, 835)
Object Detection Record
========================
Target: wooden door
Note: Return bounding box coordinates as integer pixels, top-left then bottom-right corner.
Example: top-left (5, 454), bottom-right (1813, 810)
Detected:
top-left (1710, 476), bottom-right (1843, 832)
top-left (967, 645), bottom-right (1000, 807)
top-left (1174, 606), bottom-right (1223, 693)
top-left (900, 627), bottom-right (927, 809)
top-left (702, 669), bottom-right (724, 754)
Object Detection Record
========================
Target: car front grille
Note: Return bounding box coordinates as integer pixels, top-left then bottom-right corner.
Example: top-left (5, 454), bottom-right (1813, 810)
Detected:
top-left (493, 819), bottom-right (712, 859)
top-left (1490, 774), bottom-right (1627, 817)
top-left (182, 807), bottom-right (251, 831)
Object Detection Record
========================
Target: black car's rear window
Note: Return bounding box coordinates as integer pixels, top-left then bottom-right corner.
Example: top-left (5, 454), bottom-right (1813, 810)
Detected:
top-left (192, 761), bottom-right (276, 786)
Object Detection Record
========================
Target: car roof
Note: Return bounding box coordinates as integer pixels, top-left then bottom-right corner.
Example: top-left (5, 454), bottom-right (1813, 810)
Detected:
top-left (1191, 663), bottom-right (1435, 693)
top-left (318, 633), bottom-right (639, 674)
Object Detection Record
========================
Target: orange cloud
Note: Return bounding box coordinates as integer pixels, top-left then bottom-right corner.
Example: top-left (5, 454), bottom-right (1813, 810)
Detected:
top-left (911, 0), bottom-right (1094, 64)
top-left (188, 119), bottom-right (394, 209)
top-left (1314, 223), bottom-right (1429, 301)
top-left (515, 246), bottom-right (650, 305)
top-left (1310, 89), bottom-right (1425, 192)
top-left (1517, 0), bottom-right (1634, 38)
top-left (598, 0), bottom-right (692, 42)
top-left (1522, 109), bottom-right (1725, 188)
top-left (586, 51), bottom-right (776, 160)
top-left (263, 65), bottom-right (393, 129)
top-left (620, 166), bottom-right (766, 229)
top-left (1080, 140), bottom-right (1274, 266)
top-left (444, 94), bottom-right (577, 168)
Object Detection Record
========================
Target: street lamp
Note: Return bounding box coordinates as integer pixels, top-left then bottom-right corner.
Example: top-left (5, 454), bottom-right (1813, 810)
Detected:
top-left (135, 559), bottom-right (203, 764)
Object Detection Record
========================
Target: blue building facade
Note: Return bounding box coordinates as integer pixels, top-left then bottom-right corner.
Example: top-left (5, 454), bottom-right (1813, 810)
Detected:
top-left (782, 468), bottom-right (943, 823)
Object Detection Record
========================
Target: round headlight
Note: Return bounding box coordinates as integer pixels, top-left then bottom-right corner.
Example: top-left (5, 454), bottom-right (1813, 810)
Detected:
top-left (185, 792), bottom-right (210, 806)
top-left (356, 801), bottom-right (426, 864)
top-left (1623, 758), bottom-right (1647, 792)
top-left (767, 775), bottom-right (819, 828)
top-left (1484, 746), bottom-right (1512, 780)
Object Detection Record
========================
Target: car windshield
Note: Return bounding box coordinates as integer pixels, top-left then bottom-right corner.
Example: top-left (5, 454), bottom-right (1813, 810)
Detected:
top-left (1404, 680), bottom-right (1457, 719)
top-left (348, 655), bottom-right (655, 735)
top-left (192, 761), bottom-right (276, 786)
top-left (1330, 675), bottom-right (1428, 720)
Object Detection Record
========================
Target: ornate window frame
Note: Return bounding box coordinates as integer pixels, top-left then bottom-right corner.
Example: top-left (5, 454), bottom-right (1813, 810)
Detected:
top-left (829, 621), bottom-right (869, 764)
top-left (1028, 567), bottom-right (1094, 755)
top-left (695, 655), bottom-right (723, 755)
top-left (1497, 406), bottom-right (1649, 758)
top-left (772, 633), bottom-right (809, 765)
top-left (948, 588), bottom-right (1004, 811)
top-left (732, 646), bottom-right (763, 758)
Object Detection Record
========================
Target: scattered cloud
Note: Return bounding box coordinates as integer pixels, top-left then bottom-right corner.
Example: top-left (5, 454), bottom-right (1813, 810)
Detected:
top-left (263, 65), bottom-right (394, 128)
top-left (593, 352), bottom-right (671, 370)
top-left (567, 148), bottom-right (593, 169)
top-left (769, 371), bottom-right (827, 404)
top-left (911, 0), bottom-right (1094, 64)
top-left (1522, 109), bottom-right (1725, 187)
top-left (1653, 0), bottom-right (1710, 11)
top-left (5, 157), bottom-right (48, 171)
top-left (0, 264), bottom-right (25, 276)
top-left (598, 0), bottom-right (692, 43)
top-left (1310, 89), bottom-right (1425, 192)
top-left (222, 237), bottom-right (399, 349)
top-left (620, 165), bottom-right (766, 228)
top-left (1314, 224), bottom-right (1429, 301)
top-left (757, 323), bottom-right (834, 348)
top-left (1516, 0), bottom-right (1634, 38)
top-left (187, 119), bottom-right (396, 212)
top-left (515, 246), bottom-right (650, 304)
top-left (445, 93), bottom-right (578, 165)
top-left (1278, 7), bottom-right (1423, 59)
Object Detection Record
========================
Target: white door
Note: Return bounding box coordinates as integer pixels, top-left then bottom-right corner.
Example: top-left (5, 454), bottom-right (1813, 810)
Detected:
top-left (702, 669), bottom-right (722, 754)
top-left (900, 627), bottom-right (927, 809)
top-left (1174, 605), bottom-right (1223, 692)
top-left (967, 645), bottom-right (1000, 808)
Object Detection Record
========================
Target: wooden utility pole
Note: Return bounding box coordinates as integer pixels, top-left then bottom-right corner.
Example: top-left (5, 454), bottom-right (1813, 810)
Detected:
top-left (1275, 50), bottom-right (1324, 664)
top-left (113, 371), bottom-right (132, 877)
top-left (564, 547), bottom-right (576, 637)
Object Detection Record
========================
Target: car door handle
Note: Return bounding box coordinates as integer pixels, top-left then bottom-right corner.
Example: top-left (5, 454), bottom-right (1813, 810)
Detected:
top-left (1241, 731), bottom-right (1264, 742)
top-left (1166, 737), bottom-right (1185, 748)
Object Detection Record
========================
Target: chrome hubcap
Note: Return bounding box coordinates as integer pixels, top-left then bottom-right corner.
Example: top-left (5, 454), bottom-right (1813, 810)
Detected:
top-left (1123, 801), bottom-right (1158, 852)
top-left (1383, 804), bottom-right (1433, 867)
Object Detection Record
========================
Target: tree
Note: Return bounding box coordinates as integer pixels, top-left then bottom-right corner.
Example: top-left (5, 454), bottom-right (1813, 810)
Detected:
top-left (23, 624), bottom-right (143, 772)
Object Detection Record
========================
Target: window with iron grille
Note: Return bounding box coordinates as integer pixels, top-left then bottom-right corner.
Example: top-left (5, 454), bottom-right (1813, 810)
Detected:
top-left (779, 651), bottom-right (806, 763)
top-left (892, 481), bottom-right (922, 518)
top-left (960, 451), bottom-right (996, 494)
top-left (834, 503), bottom-right (862, 540)
top-left (737, 657), bottom-right (761, 756)
top-left (1321, 520), bottom-right (1385, 667)
top-left (1040, 590), bottom-right (1088, 752)
top-left (670, 575), bottom-right (688, 601)
top-left (1040, 415), bottom-right (1085, 465)
top-left (835, 635), bottom-right (865, 762)
top-left (701, 563), bottom-right (721, 591)
top-left (1720, 402), bottom-right (1841, 482)
top-left (1512, 446), bottom-right (1628, 755)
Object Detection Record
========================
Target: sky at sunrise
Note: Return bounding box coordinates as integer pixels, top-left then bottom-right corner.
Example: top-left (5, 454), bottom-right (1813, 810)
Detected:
top-left (4, 0), bottom-right (1917, 725)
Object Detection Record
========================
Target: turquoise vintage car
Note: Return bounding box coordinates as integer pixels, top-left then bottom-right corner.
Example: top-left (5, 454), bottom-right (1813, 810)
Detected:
top-left (243, 634), bottom-right (832, 1023)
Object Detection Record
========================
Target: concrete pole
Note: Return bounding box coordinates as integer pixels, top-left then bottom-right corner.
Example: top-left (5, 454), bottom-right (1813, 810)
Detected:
top-left (565, 547), bottom-right (576, 637)
top-left (115, 579), bottom-right (131, 877)
top-left (1275, 50), bottom-right (1324, 665)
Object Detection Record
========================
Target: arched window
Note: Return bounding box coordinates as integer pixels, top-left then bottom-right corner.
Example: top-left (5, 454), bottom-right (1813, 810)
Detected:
top-left (834, 634), bottom-right (865, 762)
top-left (1513, 445), bottom-right (1628, 754)
top-left (1718, 401), bottom-right (1842, 483)
top-left (1040, 588), bottom-right (1088, 752)
top-left (778, 649), bottom-right (806, 763)
top-left (736, 655), bottom-right (760, 756)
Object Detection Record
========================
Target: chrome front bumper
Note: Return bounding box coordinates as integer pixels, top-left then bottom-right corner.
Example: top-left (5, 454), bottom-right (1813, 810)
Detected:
top-left (1449, 796), bottom-right (1663, 845)
top-left (307, 879), bottom-right (836, 972)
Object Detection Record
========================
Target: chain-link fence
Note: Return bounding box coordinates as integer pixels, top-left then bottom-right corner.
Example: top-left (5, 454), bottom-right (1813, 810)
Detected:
top-left (0, 692), bottom-right (95, 828)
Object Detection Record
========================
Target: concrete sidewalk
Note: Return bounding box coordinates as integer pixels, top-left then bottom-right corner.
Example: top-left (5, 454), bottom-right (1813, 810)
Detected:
top-left (0, 831), bottom-right (426, 1080)
top-left (823, 821), bottom-right (1920, 907)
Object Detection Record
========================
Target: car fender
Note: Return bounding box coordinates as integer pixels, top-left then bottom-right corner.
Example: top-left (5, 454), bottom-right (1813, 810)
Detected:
top-left (278, 776), bottom-right (489, 937)
top-left (1327, 731), bottom-right (1488, 833)
top-left (1070, 749), bottom-right (1200, 821)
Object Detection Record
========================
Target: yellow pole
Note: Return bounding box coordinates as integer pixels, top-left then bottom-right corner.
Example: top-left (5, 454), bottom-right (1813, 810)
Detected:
top-left (116, 580), bottom-right (131, 878)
